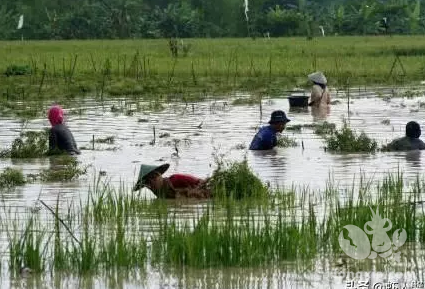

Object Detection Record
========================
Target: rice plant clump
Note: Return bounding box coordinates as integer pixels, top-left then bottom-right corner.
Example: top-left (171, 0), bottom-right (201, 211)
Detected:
top-left (210, 160), bottom-right (269, 199)
top-left (0, 130), bottom-right (49, 158)
top-left (0, 167), bottom-right (26, 189)
top-left (325, 122), bottom-right (377, 153)
top-left (276, 136), bottom-right (298, 148)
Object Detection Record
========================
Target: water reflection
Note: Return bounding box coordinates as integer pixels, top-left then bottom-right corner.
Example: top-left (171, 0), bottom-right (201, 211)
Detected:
top-left (405, 150), bottom-right (422, 168)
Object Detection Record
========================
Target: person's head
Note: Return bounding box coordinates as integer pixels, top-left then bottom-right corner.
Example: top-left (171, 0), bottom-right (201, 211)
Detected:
top-left (406, 121), bottom-right (421, 138)
top-left (144, 171), bottom-right (165, 191)
top-left (268, 110), bottom-right (291, 133)
top-left (48, 105), bottom-right (64, 126)
top-left (133, 164), bottom-right (170, 192)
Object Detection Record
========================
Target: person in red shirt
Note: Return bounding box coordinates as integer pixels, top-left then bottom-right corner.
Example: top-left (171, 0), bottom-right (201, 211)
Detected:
top-left (133, 163), bottom-right (211, 199)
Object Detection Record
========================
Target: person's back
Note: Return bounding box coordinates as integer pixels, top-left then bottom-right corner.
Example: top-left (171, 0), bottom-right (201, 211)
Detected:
top-left (310, 84), bottom-right (331, 107)
top-left (47, 105), bottom-right (80, 155)
top-left (49, 123), bottom-right (80, 155)
top-left (249, 126), bottom-right (277, 150)
top-left (385, 121), bottom-right (425, 151)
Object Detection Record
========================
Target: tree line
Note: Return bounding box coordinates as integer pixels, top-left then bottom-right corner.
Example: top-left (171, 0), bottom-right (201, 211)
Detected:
top-left (0, 0), bottom-right (424, 40)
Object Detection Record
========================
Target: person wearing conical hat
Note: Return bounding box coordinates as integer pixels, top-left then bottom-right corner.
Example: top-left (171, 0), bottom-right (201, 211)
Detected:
top-left (308, 71), bottom-right (331, 108)
top-left (133, 163), bottom-right (211, 199)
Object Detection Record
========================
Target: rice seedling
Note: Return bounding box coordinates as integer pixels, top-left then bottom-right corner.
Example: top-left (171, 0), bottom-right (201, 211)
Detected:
top-left (0, 167), bottom-right (26, 189)
top-left (94, 136), bottom-right (115, 144)
top-left (325, 122), bottom-right (377, 153)
top-left (231, 96), bottom-right (259, 106)
top-left (286, 125), bottom-right (302, 132)
top-left (276, 136), bottom-right (298, 148)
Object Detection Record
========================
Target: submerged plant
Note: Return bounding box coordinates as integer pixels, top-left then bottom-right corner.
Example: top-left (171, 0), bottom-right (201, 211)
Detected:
top-left (325, 122), bottom-right (377, 153)
top-left (0, 167), bottom-right (26, 189)
top-left (314, 121), bottom-right (336, 136)
top-left (40, 156), bottom-right (87, 182)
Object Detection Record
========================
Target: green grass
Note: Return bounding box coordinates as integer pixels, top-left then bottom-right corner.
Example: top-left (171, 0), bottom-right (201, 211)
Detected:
top-left (0, 36), bottom-right (423, 117)
top-left (1, 169), bottom-right (425, 275)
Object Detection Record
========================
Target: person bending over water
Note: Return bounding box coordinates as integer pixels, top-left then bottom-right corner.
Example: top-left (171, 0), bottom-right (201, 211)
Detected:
top-left (133, 163), bottom-right (211, 199)
top-left (249, 110), bottom-right (291, 150)
top-left (385, 121), bottom-right (425, 151)
top-left (308, 71), bottom-right (331, 107)
top-left (48, 105), bottom-right (80, 155)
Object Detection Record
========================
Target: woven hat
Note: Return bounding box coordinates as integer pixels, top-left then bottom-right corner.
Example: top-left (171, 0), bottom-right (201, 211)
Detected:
top-left (133, 163), bottom-right (170, 191)
top-left (308, 71), bottom-right (327, 85)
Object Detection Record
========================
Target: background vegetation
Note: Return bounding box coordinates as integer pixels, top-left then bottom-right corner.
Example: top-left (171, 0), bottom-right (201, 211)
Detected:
top-left (1, 0), bottom-right (424, 40)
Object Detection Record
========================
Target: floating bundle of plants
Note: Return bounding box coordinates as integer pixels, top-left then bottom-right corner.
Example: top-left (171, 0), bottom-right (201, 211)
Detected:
top-left (209, 160), bottom-right (269, 199)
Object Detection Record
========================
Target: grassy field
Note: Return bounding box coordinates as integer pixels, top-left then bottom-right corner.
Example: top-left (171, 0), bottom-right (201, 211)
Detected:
top-left (1, 36), bottom-right (425, 105)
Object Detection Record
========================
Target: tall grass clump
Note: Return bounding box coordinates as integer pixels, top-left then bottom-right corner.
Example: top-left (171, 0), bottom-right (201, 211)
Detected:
top-left (0, 167), bottom-right (26, 189)
top-left (210, 160), bottom-right (269, 199)
top-left (6, 213), bottom-right (47, 274)
top-left (325, 122), bottom-right (377, 153)
top-left (0, 130), bottom-right (49, 158)
top-left (152, 206), bottom-right (317, 268)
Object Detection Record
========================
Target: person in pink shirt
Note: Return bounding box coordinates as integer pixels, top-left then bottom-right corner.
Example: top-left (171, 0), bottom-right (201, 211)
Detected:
top-left (133, 163), bottom-right (210, 199)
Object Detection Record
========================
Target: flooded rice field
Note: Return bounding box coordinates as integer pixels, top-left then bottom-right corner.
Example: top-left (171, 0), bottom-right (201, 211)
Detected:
top-left (1, 86), bottom-right (425, 288)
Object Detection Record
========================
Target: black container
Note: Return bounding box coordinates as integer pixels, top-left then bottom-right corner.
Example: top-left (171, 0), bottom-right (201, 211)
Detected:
top-left (288, 96), bottom-right (309, 107)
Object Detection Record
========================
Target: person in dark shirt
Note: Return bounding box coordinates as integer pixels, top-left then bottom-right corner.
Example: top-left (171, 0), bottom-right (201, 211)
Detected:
top-left (48, 105), bottom-right (80, 155)
top-left (133, 163), bottom-right (211, 199)
top-left (249, 110), bottom-right (291, 150)
top-left (384, 121), bottom-right (425, 151)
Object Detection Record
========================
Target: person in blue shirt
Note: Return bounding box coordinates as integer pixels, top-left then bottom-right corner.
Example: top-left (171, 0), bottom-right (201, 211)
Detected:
top-left (249, 110), bottom-right (291, 150)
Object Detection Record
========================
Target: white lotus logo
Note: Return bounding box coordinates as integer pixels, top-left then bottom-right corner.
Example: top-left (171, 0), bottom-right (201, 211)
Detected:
top-left (338, 206), bottom-right (407, 261)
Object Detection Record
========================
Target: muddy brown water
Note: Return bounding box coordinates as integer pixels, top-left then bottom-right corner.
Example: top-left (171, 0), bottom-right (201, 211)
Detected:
top-left (1, 86), bottom-right (425, 288)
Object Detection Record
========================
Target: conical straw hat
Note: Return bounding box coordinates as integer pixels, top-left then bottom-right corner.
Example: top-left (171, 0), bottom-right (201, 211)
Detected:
top-left (308, 71), bottom-right (327, 85)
